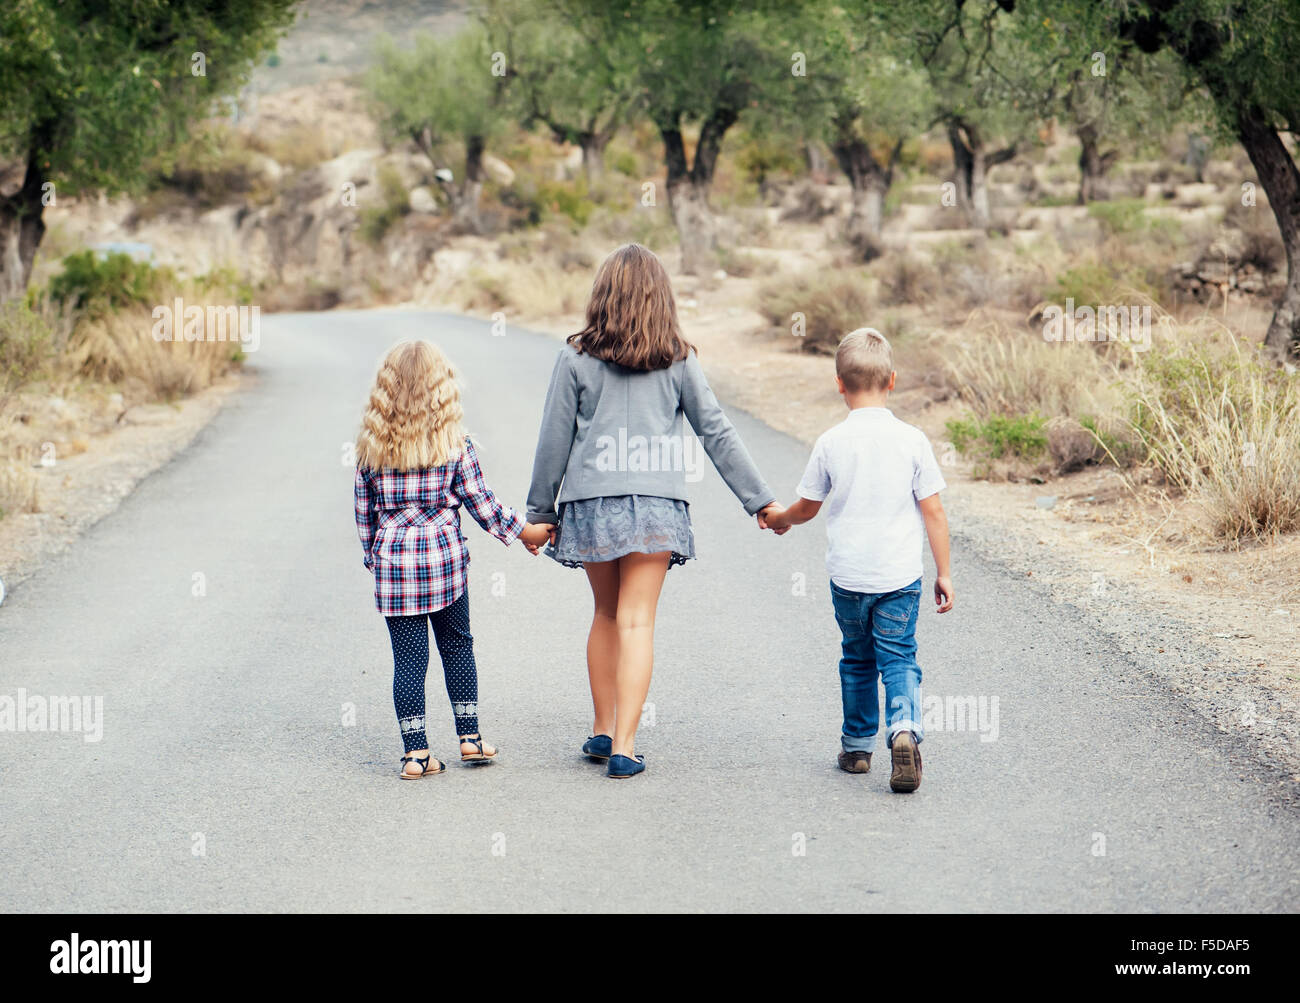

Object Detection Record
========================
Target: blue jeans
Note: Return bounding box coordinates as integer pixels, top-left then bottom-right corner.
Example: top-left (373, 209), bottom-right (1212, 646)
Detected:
top-left (830, 578), bottom-right (923, 753)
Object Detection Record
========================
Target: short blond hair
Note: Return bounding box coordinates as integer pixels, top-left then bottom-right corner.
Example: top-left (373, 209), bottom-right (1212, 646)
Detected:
top-left (836, 327), bottom-right (893, 392)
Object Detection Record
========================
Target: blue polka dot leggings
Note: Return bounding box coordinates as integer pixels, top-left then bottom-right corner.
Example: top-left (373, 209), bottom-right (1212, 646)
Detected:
top-left (384, 590), bottom-right (480, 753)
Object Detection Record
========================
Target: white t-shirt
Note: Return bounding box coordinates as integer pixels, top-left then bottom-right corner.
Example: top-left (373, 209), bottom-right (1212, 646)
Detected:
top-left (796, 407), bottom-right (946, 594)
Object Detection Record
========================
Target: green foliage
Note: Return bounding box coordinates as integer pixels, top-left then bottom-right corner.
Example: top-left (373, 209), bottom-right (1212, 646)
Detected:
top-left (0, 0), bottom-right (295, 196)
top-left (1047, 261), bottom-right (1158, 306)
top-left (1087, 198), bottom-right (1150, 236)
top-left (367, 27), bottom-right (508, 165)
top-left (534, 180), bottom-right (594, 228)
top-left (477, 0), bottom-right (637, 153)
top-left (784, 3), bottom-right (933, 174)
top-left (946, 413), bottom-right (1048, 461)
top-left (609, 148), bottom-right (640, 177)
top-left (564, 0), bottom-right (797, 147)
top-left (49, 252), bottom-right (171, 316)
top-left (731, 127), bottom-right (806, 187)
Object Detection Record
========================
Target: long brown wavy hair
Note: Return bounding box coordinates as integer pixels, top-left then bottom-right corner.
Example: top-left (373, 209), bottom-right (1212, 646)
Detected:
top-left (356, 340), bottom-right (466, 470)
top-left (568, 243), bottom-right (694, 370)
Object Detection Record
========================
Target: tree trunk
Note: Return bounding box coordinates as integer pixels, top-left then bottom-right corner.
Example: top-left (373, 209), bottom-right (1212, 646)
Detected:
top-left (579, 132), bottom-right (609, 185)
top-left (667, 177), bottom-right (716, 275)
top-left (0, 148), bottom-right (47, 303)
top-left (804, 141), bottom-right (831, 183)
top-left (947, 120), bottom-right (1014, 231)
top-left (1237, 107), bottom-right (1300, 360)
top-left (660, 107), bottom-right (737, 275)
top-left (1076, 122), bottom-right (1117, 205)
top-left (452, 134), bottom-right (485, 235)
top-left (831, 126), bottom-right (896, 260)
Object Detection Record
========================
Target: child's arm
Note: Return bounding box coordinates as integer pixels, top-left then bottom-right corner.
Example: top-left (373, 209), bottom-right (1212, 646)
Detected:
top-left (918, 493), bottom-right (954, 613)
top-left (680, 352), bottom-right (776, 516)
top-left (525, 349), bottom-right (579, 525)
top-left (354, 467), bottom-right (378, 571)
top-left (455, 438), bottom-right (551, 548)
top-left (761, 498), bottom-right (822, 534)
top-left (761, 439), bottom-right (828, 535)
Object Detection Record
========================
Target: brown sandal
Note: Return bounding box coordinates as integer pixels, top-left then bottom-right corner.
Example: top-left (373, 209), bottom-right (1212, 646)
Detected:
top-left (459, 735), bottom-right (497, 763)
top-left (399, 754), bottom-right (445, 779)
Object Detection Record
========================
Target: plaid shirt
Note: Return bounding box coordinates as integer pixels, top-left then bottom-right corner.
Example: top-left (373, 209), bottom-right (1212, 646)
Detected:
top-left (355, 437), bottom-right (525, 616)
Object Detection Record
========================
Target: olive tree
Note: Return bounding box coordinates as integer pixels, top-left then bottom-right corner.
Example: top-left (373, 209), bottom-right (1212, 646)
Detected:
top-left (0, 0), bottom-right (296, 302)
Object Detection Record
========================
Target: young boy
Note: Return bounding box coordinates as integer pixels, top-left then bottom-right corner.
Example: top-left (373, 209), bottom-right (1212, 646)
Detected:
top-left (762, 328), bottom-right (953, 793)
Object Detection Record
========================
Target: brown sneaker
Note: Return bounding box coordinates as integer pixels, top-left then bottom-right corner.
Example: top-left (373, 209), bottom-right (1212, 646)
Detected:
top-left (889, 731), bottom-right (922, 792)
top-left (837, 750), bottom-right (872, 774)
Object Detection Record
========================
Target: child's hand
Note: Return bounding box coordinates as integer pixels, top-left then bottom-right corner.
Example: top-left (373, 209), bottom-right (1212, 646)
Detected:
top-left (933, 575), bottom-right (954, 613)
top-left (758, 504), bottom-right (790, 535)
top-left (519, 523), bottom-right (554, 555)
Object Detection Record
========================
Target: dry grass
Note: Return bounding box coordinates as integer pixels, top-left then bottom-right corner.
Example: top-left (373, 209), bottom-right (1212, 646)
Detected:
top-left (757, 268), bottom-right (877, 352)
top-left (0, 460), bottom-right (39, 517)
top-left (454, 260), bottom-right (592, 319)
top-left (67, 308), bottom-right (240, 401)
top-left (2, 270), bottom-right (246, 526)
top-left (1123, 321), bottom-right (1300, 541)
top-left (943, 318), bottom-right (1124, 421)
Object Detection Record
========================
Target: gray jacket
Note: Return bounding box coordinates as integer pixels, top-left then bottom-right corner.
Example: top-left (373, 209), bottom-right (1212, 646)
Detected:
top-left (526, 344), bottom-right (775, 523)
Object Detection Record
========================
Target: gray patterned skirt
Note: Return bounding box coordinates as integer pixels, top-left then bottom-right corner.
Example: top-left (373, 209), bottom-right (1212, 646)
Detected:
top-left (546, 494), bottom-right (695, 569)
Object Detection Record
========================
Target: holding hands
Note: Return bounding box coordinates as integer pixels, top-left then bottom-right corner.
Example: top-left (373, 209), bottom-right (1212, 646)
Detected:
top-left (520, 522), bottom-right (556, 555)
top-left (757, 503), bottom-right (790, 535)
top-left (757, 498), bottom-right (820, 535)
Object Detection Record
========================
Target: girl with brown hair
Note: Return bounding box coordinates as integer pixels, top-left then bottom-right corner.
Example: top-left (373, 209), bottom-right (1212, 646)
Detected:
top-left (527, 243), bottom-right (778, 778)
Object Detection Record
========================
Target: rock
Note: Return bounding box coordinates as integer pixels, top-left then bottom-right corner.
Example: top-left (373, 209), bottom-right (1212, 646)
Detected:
top-left (554, 144), bottom-right (583, 180)
top-left (245, 151), bottom-right (283, 187)
top-left (1035, 495), bottom-right (1057, 510)
top-left (1174, 182), bottom-right (1218, 205)
top-left (712, 269), bottom-right (728, 281)
top-left (482, 154), bottom-right (515, 186)
top-left (408, 186), bottom-right (438, 214)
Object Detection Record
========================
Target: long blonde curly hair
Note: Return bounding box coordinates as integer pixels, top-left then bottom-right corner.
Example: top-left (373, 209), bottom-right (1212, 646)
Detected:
top-left (356, 340), bottom-right (466, 471)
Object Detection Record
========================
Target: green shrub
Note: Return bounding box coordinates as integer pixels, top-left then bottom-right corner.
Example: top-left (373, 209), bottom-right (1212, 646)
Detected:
top-left (732, 129), bottom-right (805, 187)
top-left (1047, 260), bottom-right (1157, 305)
top-left (49, 252), bottom-right (171, 317)
top-left (1087, 198), bottom-right (1149, 236)
top-left (503, 177), bottom-right (595, 230)
top-left (609, 148), bottom-right (639, 177)
top-left (947, 413), bottom-right (1048, 461)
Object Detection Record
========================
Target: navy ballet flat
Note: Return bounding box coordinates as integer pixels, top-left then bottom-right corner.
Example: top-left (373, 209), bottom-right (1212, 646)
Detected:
top-left (606, 753), bottom-right (645, 779)
top-left (582, 734), bottom-right (613, 761)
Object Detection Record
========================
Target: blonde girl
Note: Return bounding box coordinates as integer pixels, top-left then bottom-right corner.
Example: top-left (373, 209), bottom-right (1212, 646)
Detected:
top-left (355, 340), bottom-right (552, 778)
top-left (526, 244), bottom-right (778, 778)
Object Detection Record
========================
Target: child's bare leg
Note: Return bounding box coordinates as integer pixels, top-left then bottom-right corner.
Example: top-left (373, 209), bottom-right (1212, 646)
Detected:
top-left (611, 551), bottom-right (670, 759)
top-left (584, 560), bottom-right (621, 737)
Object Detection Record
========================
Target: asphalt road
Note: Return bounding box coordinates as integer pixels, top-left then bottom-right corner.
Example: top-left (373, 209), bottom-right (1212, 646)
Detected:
top-left (1, 310), bottom-right (1295, 912)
